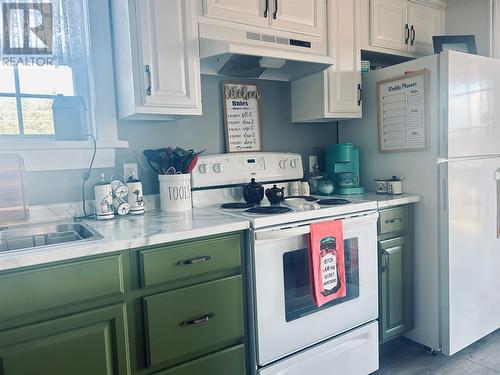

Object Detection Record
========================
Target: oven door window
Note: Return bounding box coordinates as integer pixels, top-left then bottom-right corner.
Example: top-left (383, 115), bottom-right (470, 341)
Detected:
top-left (283, 237), bottom-right (359, 322)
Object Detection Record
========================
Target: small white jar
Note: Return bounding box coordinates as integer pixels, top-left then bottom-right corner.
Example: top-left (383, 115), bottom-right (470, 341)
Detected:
top-left (375, 179), bottom-right (389, 194)
top-left (387, 176), bottom-right (403, 195)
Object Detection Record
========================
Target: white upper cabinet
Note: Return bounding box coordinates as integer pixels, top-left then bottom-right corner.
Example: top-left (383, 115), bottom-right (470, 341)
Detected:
top-left (366, 0), bottom-right (445, 56)
top-left (291, 0), bottom-right (362, 122)
top-left (370, 0), bottom-right (408, 51)
top-left (202, 0), bottom-right (325, 38)
top-left (327, 0), bottom-right (362, 116)
top-left (407, 2), bottom-right (444, 54)
top-left (269, 0), bottom-right (325, 37)
top-left (203, 0), bottom-right (268, 27)
top-left (111, 0), bottom-right (202, 120)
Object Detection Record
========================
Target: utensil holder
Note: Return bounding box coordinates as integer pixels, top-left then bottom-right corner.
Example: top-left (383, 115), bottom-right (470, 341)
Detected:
top-left (159, 174), bottom-right (192, 212)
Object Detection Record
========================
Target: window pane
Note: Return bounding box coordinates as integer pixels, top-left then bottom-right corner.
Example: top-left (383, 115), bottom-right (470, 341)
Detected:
top-left (0, 98), bottom-right (19, 135)
top-left (18, 65), bottom-right (75, 96)
top-left (0, 67), bottom-right (15, 93)
top-left (22, 98), bottom-right (55, 135)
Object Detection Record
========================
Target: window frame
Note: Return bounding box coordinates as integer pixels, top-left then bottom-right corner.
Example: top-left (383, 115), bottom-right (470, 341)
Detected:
top-left (0, 0), bottom-right (128, 171)
top-left (0, 65), bottom-right (61, 138)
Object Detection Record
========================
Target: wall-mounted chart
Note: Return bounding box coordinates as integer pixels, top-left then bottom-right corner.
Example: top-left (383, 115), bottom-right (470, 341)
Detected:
top-left (222, 82), bottom-right (263, 153)
top-left (376, 69), bottom-right (429, 152)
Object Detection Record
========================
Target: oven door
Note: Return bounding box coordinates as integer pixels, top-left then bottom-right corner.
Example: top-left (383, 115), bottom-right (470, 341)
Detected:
top-left (251, 211), bottom-right (378, 366)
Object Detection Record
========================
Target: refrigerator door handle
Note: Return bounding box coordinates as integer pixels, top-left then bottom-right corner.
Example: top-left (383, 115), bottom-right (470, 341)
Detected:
top-left (496, 168), bottom-right (500, 238)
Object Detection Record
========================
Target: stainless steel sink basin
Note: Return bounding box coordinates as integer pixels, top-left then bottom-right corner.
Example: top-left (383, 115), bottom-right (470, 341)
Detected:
top-left (0, 220), bottom-right (103, 252)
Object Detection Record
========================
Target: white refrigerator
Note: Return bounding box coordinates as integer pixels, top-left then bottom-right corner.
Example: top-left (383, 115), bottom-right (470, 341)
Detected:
top-left (340, 50), bottom-right (500, 355)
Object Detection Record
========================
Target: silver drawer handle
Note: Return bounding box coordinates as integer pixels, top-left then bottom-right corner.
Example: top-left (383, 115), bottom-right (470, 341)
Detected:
top-left (145, 65), bottom-right (152, 96)
top-left (177, 255), bottom-right (212, 265)
top-left (381, 250), bottom-right (389, 272)
top-left (385, 218), bottom-right (402, 224)
top-left (180, 313), bottom-right (215, 326)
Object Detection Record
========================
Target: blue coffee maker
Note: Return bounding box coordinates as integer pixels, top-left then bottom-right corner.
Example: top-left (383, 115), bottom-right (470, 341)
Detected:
top-left (325, 143), bottom-right (365, 194)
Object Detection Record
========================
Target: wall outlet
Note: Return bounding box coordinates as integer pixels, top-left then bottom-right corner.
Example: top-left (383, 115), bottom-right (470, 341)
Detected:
top-left (308, 156), bottom-right (318, 173)
top-left (123, 163), bottom-right (138, 180)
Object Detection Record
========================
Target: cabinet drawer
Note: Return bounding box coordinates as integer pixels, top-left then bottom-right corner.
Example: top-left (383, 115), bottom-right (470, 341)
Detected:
top-left (155, 344), bottom-right (245, 375)
top-left (143, 275), bottom-right (244, 367)
top-left (378, 206), bottom-right (408, 235)
top-left (0, 255), bottom-right (125, 320)
top-left (139, 233), bottom-right (241, 288)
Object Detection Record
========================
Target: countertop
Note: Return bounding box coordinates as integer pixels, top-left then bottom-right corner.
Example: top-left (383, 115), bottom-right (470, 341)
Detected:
top-left (0, 193), bottom-right (420, 272)
top-left (333, 192), bottom-right (421, 209)
top-left (0, 208), bottom-right (250, 272)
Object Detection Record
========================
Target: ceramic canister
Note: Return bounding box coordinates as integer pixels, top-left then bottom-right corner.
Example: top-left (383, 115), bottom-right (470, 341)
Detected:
top-left (159, 174), bottom-right (192, 212)
top-left (113, 197), bottom-right (130, 216)
top-left (94, 182), bottom-right (114, 220)
top-left (110, 179), bottom-right (128, 199)
top-left (387, 176), bottom-right (403, 195)
top-left (126, 179), bottom-right (145, 215)
top-left (375, 179), bottom-right (389, 194)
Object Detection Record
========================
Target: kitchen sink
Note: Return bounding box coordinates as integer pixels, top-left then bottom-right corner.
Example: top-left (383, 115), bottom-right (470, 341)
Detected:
top-left (0, 220), bottom-right (103, 252)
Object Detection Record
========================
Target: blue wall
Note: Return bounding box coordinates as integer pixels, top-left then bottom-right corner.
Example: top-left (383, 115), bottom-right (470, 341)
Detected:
top-left (25, 75), bottom-right (337, 204)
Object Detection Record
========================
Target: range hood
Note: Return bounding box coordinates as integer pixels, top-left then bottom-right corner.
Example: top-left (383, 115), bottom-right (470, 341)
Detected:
top-left (199, 23), bottom-right (334, 81)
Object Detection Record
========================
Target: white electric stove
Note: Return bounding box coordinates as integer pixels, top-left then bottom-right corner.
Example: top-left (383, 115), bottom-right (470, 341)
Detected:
top-left (191, 152), bottom-right (377, 228)
top-left (191, 152), bottom-right (379, 375)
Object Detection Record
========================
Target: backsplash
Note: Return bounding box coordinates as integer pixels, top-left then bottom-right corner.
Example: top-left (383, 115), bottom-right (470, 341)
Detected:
top-left (24, 75), bottom-right (338, 205)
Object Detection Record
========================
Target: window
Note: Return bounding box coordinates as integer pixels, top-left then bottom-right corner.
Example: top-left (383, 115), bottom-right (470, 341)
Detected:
top-left (0, 65), bottom-right (76, 136)
top-left (0, 0), bottom-right (128, 170)
top-left (0, 0), bottom-right (91, 139)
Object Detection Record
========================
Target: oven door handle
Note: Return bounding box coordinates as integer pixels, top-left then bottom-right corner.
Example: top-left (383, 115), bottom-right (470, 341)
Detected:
top-left (255, 225), bottom-right (310, 241)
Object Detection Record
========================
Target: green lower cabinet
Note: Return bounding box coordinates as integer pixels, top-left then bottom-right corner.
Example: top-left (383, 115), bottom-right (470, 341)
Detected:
top-left (154, 344), bottom-right (246, 375)
top-left (0, 303), bottom-right (130, 375)
top-left (143, 275), bottom-right (245, 368)
top-left (378, 235), bottom-right (414, 342)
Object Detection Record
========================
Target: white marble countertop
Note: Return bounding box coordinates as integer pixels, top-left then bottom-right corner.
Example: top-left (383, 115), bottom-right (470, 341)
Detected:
top-left (339, 192), bottom-right (421, 209)
top-left (0, 208), bottom-right (249, 272)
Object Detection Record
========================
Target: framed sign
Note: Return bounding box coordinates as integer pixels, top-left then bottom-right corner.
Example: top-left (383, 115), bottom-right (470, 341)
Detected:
top-left (433, 35), bottom-right (477, 55)
top-left (376, 69), bottom-right (429, 152)
top-left (222, 81), bottom-right (263, 152)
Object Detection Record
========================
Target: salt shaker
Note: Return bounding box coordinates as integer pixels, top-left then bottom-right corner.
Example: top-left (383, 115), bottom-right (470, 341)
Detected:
top-left (289, 181), bottom-right (301, 196)
top-left (301, 181), bottom-right (310, 196)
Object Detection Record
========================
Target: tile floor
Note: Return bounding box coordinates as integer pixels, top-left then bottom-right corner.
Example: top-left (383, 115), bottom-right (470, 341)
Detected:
top-left (374, 329), bottom-right (500, 374)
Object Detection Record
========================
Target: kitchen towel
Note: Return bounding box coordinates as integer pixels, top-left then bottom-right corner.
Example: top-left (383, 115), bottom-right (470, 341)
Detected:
top-left (309, 220), bottom-right (346, 307)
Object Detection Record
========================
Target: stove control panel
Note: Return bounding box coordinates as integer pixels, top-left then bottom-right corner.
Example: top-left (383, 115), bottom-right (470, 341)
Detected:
top-left (191, 152), bottom-right (303, 188)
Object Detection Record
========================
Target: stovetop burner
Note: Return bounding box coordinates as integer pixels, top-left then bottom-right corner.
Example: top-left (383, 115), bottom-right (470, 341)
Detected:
top-left (221, 202), bottom-right (255, 209)
top-left (317, 198), bottom-right (351, 206)
top-left (245, 206), bottom-right (293, 214)
top-left (284, 196), bottom-right (319, 202)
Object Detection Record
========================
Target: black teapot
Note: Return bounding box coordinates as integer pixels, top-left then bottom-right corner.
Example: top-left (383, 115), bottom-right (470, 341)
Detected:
top-left (265, 184), bottom-right (284, 205)
top-left (243, 178), bottom-right (264, 205)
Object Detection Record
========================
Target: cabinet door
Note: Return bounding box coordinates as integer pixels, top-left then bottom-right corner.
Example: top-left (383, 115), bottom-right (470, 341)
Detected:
top-left (407, 2), bottom-right (443, 55)
top-left (203, 0), bottom-right (268, 27)
top-left (327, 0), bottom-right (362, 117)
top-left (379, 236), bottom-right (413, 342)
top-left (270, 0), bottom-right (326, 37)
top-left (370, 0), bottom-right (407, 51)
top-left (0, 304), bottom-right (129, 375)
top-left (136, 0), bottom-right (201, 113)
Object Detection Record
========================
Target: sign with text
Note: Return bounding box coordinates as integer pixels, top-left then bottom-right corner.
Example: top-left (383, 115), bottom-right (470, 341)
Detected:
top-left (2, 2), bottom-right (55, 66)
top-left (377, 69), bottom-right (429, 152)
top-left (223, 82), bottom-right (262, 153)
